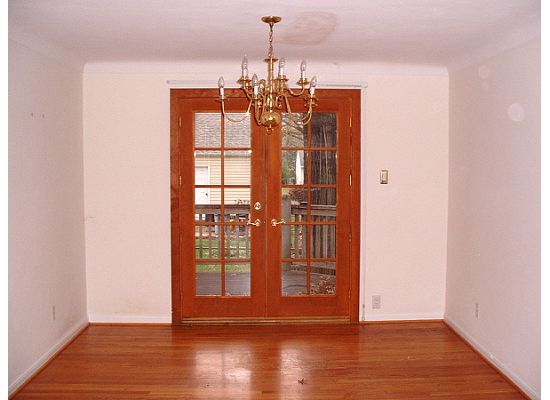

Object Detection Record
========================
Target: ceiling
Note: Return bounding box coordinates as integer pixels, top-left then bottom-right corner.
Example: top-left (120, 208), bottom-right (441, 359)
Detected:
top-left (8, 0), bottom-right (540, 68)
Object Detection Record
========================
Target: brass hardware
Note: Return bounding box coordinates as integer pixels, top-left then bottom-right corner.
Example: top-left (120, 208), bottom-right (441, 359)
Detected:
top-left (218, 16), bottom-right (318, 130)
top-left (254, 202), bottom-right (262, 210)
top-left (261, 15), bottom-right (282, 24)
top-left (247, 219), bottom-right (261, 227)
top-left (271, 218), bottom-right (286, 227)
top-left (380, 170), bottom-right (388, 184)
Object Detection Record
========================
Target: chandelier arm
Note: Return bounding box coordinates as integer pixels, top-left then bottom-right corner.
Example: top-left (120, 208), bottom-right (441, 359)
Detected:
top-left (253, 95), bottom-right (263, 125)
top-left (285, 86), bottom-right (307, 97)
top-left (291, 110), bottom-right (313, 125)
top-left (283, 95), bottom-right (313, 125)
top-left (221, 98), bottom-right (253, 123)
top-left (298, 106), bottom-right (314, 125)
top-left (242, 87), bottom-right (254, 101)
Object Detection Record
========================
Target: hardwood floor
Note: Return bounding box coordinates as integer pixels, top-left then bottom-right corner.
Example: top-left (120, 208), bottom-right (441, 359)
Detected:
top-left (12, 322), bottom-right (527, 399)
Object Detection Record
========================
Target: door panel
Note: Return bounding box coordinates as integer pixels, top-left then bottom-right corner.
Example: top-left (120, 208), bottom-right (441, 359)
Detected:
top-left (179, 95), bottom-right (265, 318)
top-left (265, 97), bottom-right (352, 317)
top-left (171, 89), bottom-right (360, 323)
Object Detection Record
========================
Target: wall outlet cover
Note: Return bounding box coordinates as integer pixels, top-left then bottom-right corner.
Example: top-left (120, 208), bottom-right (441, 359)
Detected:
top-left (372, 295), bottom-right (382, 309)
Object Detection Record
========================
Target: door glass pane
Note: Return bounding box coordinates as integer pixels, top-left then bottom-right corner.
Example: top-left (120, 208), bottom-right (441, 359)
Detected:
top-left (282, 150), bottom-right (307, 184)
top-left (282, 188), bottom-right (308, 222)
top-left (195, 188), bottom-right (221, 220)
top-left (310, 261), bottom-right (336, 295)
top-left (224, 188), bottom-right (250, 222)
top-left (282, 261), bottom-right (307, 296)
top-left (311, 188), bottom-right (336, 222)
top-left (195, 225), bottom-right (221, 259)
top-left (224, 113), bottom-right (251, 148)
top-left (195, 113), bottom-right (221, 148)
top-left (282, 113), bottom-right (306, 147)
top-left (311, 187), bottom-right (336, 205)
top-left (195, 188), bottom-right (221, 227)
top-left (225, 263), bottom-right (251, 296)
top-left (311, 113), bottom-right (337, 147)
top-left (196, 263), bottom-right (221, 296)
top-left (195, 151), bottom-right (221, 185)
top-left (310, 224), bottom-right (336, 259)
top-left (224, 225), bottom-right (251, 259)
top-left (224, 150), bottom-right (251, 185)
top-left (310, 151), bottom-right (336, 184)
top-left (281, 225), bottom-right (307, 259)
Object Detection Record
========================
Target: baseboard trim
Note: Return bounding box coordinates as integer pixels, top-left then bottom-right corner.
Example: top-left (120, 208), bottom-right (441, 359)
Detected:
top-left (359, 318), bottom-right (443, 324)
top-left (361, 312), bottom-right (444, 322)
top-left (176, 316), bottom-right (351, 325)
top-left (8, 318), bottom-right (90, 398)
top-left (444, 316), bottom-right (538, 400)
top-left (88, 314), bottom-right (172, 324)
top-left (89, 322), bottom-right (172, 326)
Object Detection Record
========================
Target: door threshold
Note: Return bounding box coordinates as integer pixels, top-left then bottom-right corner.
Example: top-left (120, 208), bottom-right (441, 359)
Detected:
top-left (176, 316), bottom-right (351, 325)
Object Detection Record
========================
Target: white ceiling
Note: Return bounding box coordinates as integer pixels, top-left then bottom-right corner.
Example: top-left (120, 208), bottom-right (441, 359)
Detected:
top-left (8, 0), bottom-right (540, 69)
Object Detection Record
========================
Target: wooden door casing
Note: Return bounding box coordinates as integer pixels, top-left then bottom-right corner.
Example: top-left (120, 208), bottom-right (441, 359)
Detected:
top-left (170, 89), bottom-right (361, 323)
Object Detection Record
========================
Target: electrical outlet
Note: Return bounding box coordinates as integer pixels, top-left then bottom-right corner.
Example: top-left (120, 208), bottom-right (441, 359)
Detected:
top-left (372, 295), bottom-right (382, 310)
top-left (475, 303), bottom-right (479, 319)
top-left (52, 305), bottom-right (56, 321)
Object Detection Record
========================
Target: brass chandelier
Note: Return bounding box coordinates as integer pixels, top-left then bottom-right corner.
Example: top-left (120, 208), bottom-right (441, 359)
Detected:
top-left (218, 16), bottom-right (318, 130)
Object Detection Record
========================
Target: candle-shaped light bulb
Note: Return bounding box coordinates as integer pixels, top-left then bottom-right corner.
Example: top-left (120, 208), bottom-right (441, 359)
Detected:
top-left (300, 60), bottom-right (307, 79)
top-left (218, 76), bottom-right (225, 97)
top-left (309, 75), bottom-right (317, 95)
top-left (241, 55), bottom-right (249, 78)
top-left (252, 74), bottom-right (259, 96)
top-left (278, 57), bottom-right (286, 77)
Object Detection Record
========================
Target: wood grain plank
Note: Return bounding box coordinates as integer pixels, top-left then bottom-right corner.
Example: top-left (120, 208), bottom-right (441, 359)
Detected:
top-left (12, 322), bottom-right (528, 399)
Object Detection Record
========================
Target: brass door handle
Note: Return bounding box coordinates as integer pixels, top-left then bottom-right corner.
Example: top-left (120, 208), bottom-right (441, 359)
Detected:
top-left (271, 218), bottom-right (286, 227)
top-left (247, 219), bottom-right (261, 227)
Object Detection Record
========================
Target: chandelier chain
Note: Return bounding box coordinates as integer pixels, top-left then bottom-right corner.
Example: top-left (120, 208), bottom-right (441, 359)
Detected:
top-left (268, 22), bottom-right (274, 59)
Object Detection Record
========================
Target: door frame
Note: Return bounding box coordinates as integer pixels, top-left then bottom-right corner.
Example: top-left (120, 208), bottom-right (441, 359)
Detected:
top-left (170, 88), bottom-right (361, 324)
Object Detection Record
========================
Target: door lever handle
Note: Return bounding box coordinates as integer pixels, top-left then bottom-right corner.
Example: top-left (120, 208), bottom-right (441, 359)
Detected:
top-left (270, 218), bottom-right (286, 227)
top-left (247, 219), bottom-right (261, 227)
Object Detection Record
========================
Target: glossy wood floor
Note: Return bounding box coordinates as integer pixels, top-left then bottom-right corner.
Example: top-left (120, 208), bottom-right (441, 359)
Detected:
top-left (13, 322), bottom-right (527, 399)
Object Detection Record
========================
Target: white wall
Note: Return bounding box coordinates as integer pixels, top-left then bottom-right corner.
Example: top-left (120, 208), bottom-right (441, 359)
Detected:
top-left (8, 39), bottom-right (88, 392)
top-left (446, 37), bottom-right (541, 399)
top-left (83, 63), bottom-right (449, 323)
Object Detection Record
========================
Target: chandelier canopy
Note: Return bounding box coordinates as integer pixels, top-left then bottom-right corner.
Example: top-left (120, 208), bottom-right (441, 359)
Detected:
top-left (218, 16), bottom-right (318, 130)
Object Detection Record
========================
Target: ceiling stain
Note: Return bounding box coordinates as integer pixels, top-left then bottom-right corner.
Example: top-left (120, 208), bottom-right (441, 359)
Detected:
top-left (278, 12), bottom-right (338, 46)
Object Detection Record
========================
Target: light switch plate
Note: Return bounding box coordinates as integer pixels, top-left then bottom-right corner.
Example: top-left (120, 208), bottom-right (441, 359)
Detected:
top-left (380, 170), bottom-right (388, 184)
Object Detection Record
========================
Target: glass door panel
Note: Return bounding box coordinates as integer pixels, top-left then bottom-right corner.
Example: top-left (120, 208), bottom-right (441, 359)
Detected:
top-left (265, 95), bottom-right (352, 318)
top-left (280, 112), bottom-right (337, 297)
top-left (178, 94), bottom-right (266, 319)
top-left (194, 112), bottom-right (253, 298)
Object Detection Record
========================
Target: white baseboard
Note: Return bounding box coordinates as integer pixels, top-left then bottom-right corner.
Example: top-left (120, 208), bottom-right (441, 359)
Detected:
top-left (88, 314), bottom-right (172, 324)
top-left (8, 318), bottom-right (89, 396)
top-left (444, 315), bottom-right (539, 400)
top-left (362, 312), bottom-right (444, 321)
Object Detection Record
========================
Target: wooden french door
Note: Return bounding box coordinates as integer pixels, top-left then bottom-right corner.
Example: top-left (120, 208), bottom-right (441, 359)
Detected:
top-left (171, 89), bottom-right (360, 323)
